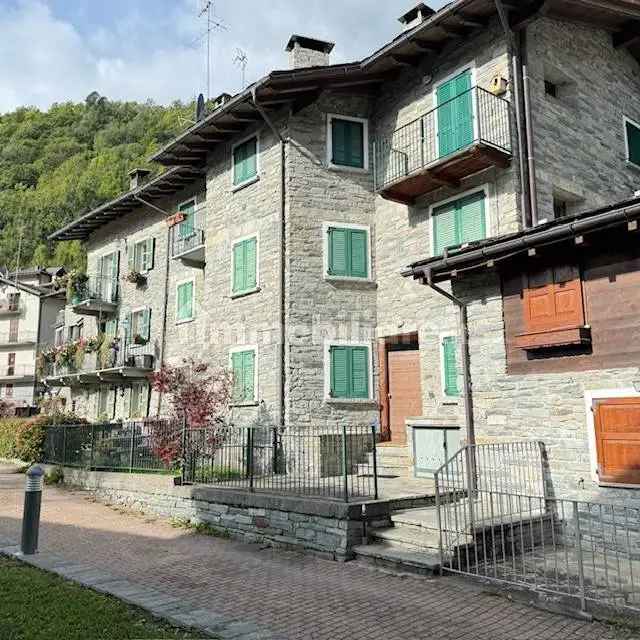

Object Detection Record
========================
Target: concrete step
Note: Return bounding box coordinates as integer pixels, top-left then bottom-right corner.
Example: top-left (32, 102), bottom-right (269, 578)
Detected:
top-left (372, 446), bottom-right (410, 460)
top-left (392, 507), bottom-right (440, 530)
top-left (353, 543), bottom-right (441, 577)
top-left (357, 463), bottom-right (411, 478)
top-left (369, 524), bottom-right (441, 551)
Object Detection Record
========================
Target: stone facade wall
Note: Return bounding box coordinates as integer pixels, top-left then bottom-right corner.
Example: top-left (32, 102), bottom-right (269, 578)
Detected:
top-left (454, 270), bottom-right (640, 503)
top-left (529, 17), bottom-right (640, 221)
top-left (371, 19), bottom-right (517, 422)
top-left (286, 94), bottom-right (378, 429)
top-left (49, 466), bottom-right (371, 560)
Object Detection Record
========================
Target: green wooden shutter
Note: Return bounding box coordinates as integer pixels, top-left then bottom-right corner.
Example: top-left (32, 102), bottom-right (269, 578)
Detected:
top-left (350, 347), bottom-right (369, 398)
top-left (627, 121), bottom-right (640, 166)
top-left (437, 70), bottom-right (473, 157)
top-left (231, 352), bottom-right (244, 400)
top-left (234, 138), bottom-right (257, 185)
top-left (128, 245), bottom-right (135, 272)
top-left (125, 312), bottom-right (132, 345)
top-left (179, 202), bottom-right (194, 238)
top-left (330, 346), bottom-right (349, 398)
top-left (233, 242), bottom-right (245, 292)
top-left (141, 308), bottom-right (151, 340)
top-left (349, 230), bottom-right (368, 278)
top-left (142, 238), bottom-right (154, 271)
top-left (177, 282), bottom-right (193, 320)
top-left (244, 238), bottom-right (257, 290)
top-left (433, 201), bottom-right (458, 255)
top-left (458, 192), bottom-right (486, 245)
top-left (242, 350), bottom-right (255, 401)
top-left (442, 336), bottom-right (460, 397)
top-left (328, 228), bottom-right (348, 276)
top-left (331, 120), bottom-right (348, 166)
top-left (332, 119), bottom-right (364, 168)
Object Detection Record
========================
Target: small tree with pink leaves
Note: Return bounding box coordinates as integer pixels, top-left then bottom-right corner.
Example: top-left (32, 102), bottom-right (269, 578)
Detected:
top-left (149, 359), bottom-right (233, 468)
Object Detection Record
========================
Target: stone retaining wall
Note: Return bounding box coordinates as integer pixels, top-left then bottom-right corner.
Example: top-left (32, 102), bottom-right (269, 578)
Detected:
top-left (46, 466), bottom-right (389, 560)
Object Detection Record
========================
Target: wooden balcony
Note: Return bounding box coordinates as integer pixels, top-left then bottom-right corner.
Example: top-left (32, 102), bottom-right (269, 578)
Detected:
top-left (374, 87), bottom-right (512, 205)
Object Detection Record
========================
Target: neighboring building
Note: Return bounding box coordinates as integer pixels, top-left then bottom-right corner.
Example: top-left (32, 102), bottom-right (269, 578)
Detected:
top-left (45, 0), bottom-right (640, 498)
top-left (0, 268), bottom-right (66, 414)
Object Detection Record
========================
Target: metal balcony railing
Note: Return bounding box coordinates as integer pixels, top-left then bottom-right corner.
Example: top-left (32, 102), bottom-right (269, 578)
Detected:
top-left (71, 275), bottom-right (119, 305)
top-left (0, 331), bottom-right (37, 345)
top-left (0, 364), bottom-right (36, 379)
top-left (171, 207), bottom-right (206, 259)
top-left (373, 86), bottom-right (512, 191)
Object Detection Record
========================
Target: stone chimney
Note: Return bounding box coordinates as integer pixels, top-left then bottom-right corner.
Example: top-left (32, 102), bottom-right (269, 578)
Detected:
top-left (128, 168), bottom-right (152, 190)
top-left (398, 3), bottom-right (435, 31)
top-left (286, 35), bottom-right (335, 69)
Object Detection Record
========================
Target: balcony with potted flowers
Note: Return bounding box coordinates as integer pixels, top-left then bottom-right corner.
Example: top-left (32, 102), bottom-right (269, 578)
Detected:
top-left (66, 271), bottom-right (119, 316)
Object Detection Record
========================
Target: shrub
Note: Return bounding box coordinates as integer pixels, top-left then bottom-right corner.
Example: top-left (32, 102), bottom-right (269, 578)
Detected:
top-left (0, 418), bottom-right (27, 459)
top-left (44, 466), bottom-right (64, 485)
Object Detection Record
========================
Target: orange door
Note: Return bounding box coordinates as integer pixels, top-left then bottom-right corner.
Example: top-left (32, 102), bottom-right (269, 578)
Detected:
top-left (387, 350), bottom-right (422, 446)
top-left (594, 398), bottom-right (640, 484)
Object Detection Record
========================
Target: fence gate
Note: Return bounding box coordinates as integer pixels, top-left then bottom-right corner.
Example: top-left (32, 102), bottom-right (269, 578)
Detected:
top-left (434, 442), bottom-right (640, 615)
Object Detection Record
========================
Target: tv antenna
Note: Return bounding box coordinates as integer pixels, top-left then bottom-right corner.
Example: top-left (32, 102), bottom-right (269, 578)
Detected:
top-left (233, 48), bottom-right (248, 89)
top-left (197, 1), bottom-right (228, 100)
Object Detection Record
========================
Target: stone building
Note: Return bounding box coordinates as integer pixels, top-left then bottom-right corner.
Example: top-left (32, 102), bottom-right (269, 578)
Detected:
top-left (44, 0), bottom-right (640, 497)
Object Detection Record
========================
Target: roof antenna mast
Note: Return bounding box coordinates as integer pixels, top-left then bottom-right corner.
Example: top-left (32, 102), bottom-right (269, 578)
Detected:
top-left (233, 48), bottom-right (248, 90)
top-left (198, 1), bottom-right (228, 100)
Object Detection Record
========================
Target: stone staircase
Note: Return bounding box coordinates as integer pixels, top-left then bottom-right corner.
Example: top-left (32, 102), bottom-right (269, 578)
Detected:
top-left (358, 445), bottom-right (412, 478)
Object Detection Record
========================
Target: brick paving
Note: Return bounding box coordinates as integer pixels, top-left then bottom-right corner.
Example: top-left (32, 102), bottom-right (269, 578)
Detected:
top-left (0, 473), bottom-right (638, 640)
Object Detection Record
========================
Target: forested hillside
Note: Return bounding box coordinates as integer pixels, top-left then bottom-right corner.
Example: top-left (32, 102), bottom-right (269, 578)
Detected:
top-left (0, 92), bottom-right (195, 272)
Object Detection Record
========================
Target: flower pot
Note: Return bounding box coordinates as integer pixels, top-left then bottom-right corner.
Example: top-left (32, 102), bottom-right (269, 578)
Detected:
top-left (134, 354), bottom-right (154, 369)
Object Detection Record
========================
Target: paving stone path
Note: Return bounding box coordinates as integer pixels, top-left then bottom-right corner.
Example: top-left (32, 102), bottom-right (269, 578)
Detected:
top-left (0, 473), bottom-right (638, 640)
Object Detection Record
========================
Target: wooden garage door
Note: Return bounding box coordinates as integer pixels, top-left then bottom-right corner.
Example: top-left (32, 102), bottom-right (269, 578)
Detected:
top-left (594, 398), bottom-right (640, 485)
top-left (388, 350), bottom-right (422, 446)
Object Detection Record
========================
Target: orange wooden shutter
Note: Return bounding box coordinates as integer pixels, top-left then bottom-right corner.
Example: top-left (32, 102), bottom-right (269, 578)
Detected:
top-left (523, 264), bottom-right (584, 333)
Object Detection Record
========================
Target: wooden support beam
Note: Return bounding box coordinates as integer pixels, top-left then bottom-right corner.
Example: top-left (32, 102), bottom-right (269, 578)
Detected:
top-left (453, 13), bottom-right (485, 28)
top-left (510, 0), bottom-right (551, 30)
top-left (411, 38), bottom-right (441, 52)
top-left (613, 23), bottom-right (640, 49)
top-left (390, 54), bottom-right (422, 67)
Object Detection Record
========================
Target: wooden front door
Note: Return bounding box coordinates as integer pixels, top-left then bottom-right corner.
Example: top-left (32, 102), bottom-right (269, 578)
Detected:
top-left (387, 350), bottom-right (422, 445)
top-left (594, 398), bottom-right (640, 484)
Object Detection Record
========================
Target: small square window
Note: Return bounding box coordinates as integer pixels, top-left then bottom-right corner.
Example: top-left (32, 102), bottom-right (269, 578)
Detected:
top-left (329, 345), bottom-right (370, 399)
top-left (233, 137), bottom-right (258, 186)
top-left (625, 118), bottom-right (640, 167)
top-left (329, 117), bottom-right (367, 169)
top-left (327, 227), bottom-right (369, 279)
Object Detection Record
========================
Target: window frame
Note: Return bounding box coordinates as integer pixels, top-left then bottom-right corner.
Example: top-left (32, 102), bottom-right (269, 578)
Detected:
top-left (623, 115), bottom-right (640, 169)
top-left (229, 345), bottom-right (259, 405)
top-left (129, 383), bottom-right (150, 419)
top-left (230, 232), bottom-right (260, 297)
top-left (96, 387), bottom-right (115, 421)
top-left (175, 277), bottom-right (195, 324)
top-left (129, 236), bottom-right (154, 273)
top-left (323, 339), bottom-right (374, 402)
top-left (322, 222), bottom-right (372, 281)
top-left (439, 332), bottom-right (460, 402)
top-left (429, 185), bottom-right (491, 257)
top-left (231, 133), bottom-right (260, 191)
top-left (326, 114), bottom-right (369, 173)
top-left (129, 306), bottom-right (151, 342)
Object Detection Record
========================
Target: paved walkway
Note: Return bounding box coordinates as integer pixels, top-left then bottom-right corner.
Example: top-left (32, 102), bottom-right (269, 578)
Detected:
top-left (0, 474), bottom-right (637, 640)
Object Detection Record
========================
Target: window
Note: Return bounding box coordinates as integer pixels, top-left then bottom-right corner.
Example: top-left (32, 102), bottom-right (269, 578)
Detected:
top-left (4, 384), bottom-right (13, 398)
top-left (231, 349), bottom-right (256, 403)
top-left (625, 117), bottom-right (640, 167)
top-left (176, 280), bottom-right (194, 322)
top-left (233, 136), bottom-right (258, 186)
top-left (99, 318), bottom-right (118, 337)
top-left (128, 238), bottom-right (154, 272)
top-left (7, 292), bottom-right (19, 311)
top-left (326, 226), bottom-right (369, 279)
top-left (54, 327), bottom-right (64, 347)
top-left (67, 321), bottom-right (83, 342)
top-left (436, 69), bottom-right (474, 158)
top-left (553, 196), bottom-right (568, 219)
top-left (129, 383), bottom-right (149, 419)
top-left (6, 353), bottom-right (15, 377)
top-left (97, 388), bottom-right (114, 421)
top-left (432, 190), bottom-right (486, 255)
top-left (328, 344), bottom-right (370, 399)
top-left (128, 308), bottom-right (151, 344)
top-left (177, 200), bottom-right (195, 239)
top-left (523, 263), bottom-right (584, 334)
top-left (441, 336), bottom-right (460, 398)
top-left (232, 236), bottom-right (258, 295)
top-left (8, 318), bottom-right (18, 343)
top-left (544, 80), bottom-right (558, 98)
top-left (328, 116), bottom-right (367, 170)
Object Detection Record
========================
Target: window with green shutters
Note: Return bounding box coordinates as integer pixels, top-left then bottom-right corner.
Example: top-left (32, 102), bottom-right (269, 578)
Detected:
top-left (231, 349), bottom-right (256, 403)
top-left (232, 236), bottom-right (258, 294)
top-left (330, 117), bottom-right (366, 169)
top-left (327, 227), bottom-right (368, 278)
top-left (128, 308), bottom-right (151, 343)
top-left (436, 70), bottom-right (474, 158)
top-left (176, 281), bottom-right (194, 322)
top-left (329, 345), bottom-right (370, 399)
top-left (432, 191), bottom-right (486, 255)
top-left (233, 137), bottom-right (258, 186)
top-left (626, 119), bottom-right (640, 167)
top-left (177, 200), bottom-right (195, 239)
top-left (442, 336), bottom-right (460, 397)
top-left (128, 238), bottom-right (154, 272)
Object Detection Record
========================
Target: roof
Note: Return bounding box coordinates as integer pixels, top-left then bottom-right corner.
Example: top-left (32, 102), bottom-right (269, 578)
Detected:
top-left (286, 35), bottom-right (335, 53)
top-left (150, 0), bottom-right (640, 167)
top-left (0, 276), bottom-right (42, 297)
top-left (403, 195), bottom-right (640, 283)
top-left (49, 166), bottom-right (204, 241)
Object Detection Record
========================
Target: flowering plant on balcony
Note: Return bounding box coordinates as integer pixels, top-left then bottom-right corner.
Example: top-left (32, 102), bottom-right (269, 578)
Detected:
top-left (63, 270), bottom-right (89, 303)
top-left (84, 334), bottom-right (103, 354)
top-left (55, 341), bottom-right (77, 369)
top-left (125, 270), bottom-right (146, 285)
top-left (98, 336), bottom-right (119, 369)
top-left (133, 333), bottom-right (149, 346)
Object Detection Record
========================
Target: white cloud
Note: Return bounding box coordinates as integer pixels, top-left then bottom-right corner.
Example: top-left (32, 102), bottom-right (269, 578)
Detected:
top-left (0, 0), bottom-right (449, 113)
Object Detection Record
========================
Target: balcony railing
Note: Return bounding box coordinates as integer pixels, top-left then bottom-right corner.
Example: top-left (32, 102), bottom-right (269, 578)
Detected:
top-left (171, 207), bottom-right (206, 264)
top-left (0, 364), bottom-right (36, 380)
top-left (374, 86), bottom-right (512, 201)
top-left (55, 309), bottom-right (65, 327)
top-left (0, 331), bottom-right (37, 345)
top-left (71, 275), bottom-right (119, 314)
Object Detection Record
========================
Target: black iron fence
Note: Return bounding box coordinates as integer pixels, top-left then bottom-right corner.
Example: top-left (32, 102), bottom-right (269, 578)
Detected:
top-left (42, 421), bottom-right (379, 502)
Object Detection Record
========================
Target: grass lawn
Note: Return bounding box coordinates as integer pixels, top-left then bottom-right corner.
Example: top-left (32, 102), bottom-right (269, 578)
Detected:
top-left (0, 556), bottom-right (209, 640)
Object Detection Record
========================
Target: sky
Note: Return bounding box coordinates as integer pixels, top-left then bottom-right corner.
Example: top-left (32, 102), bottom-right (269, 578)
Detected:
top-left (0, 0), bottom-right (449, 114)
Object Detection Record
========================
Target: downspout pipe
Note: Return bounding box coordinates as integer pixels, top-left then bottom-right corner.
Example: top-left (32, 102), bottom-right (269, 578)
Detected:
top-left (521, 29), bottom-right (539, 226)
top-left (134, 195), bottom-right (172, 416)
top-left (424, 273), bottom-right (475, 447)
top-left (251, 87), bottom-right (287, 430)
top-left (494, 0), bottom-right (531, 229)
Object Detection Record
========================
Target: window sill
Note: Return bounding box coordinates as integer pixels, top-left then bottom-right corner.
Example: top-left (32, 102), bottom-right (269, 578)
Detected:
top-left (232, 175), bottom-right (260, 193)
top-left (328, 163), bottom-right (369, 174)
top-left (442, 399), bottom-right (459, 405)
top-left (230, 287), bottom-right (261, 300)
top-left (515, 326), bottom-right (591, 350)
top-left (175, 317), bottom-right (195, 326)
top-left (231, 401), bottom-right (259, 408)
top-left (324, 276), bottom-right (376, 288)
top-left (325, 397), bottom-right (377, 406)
